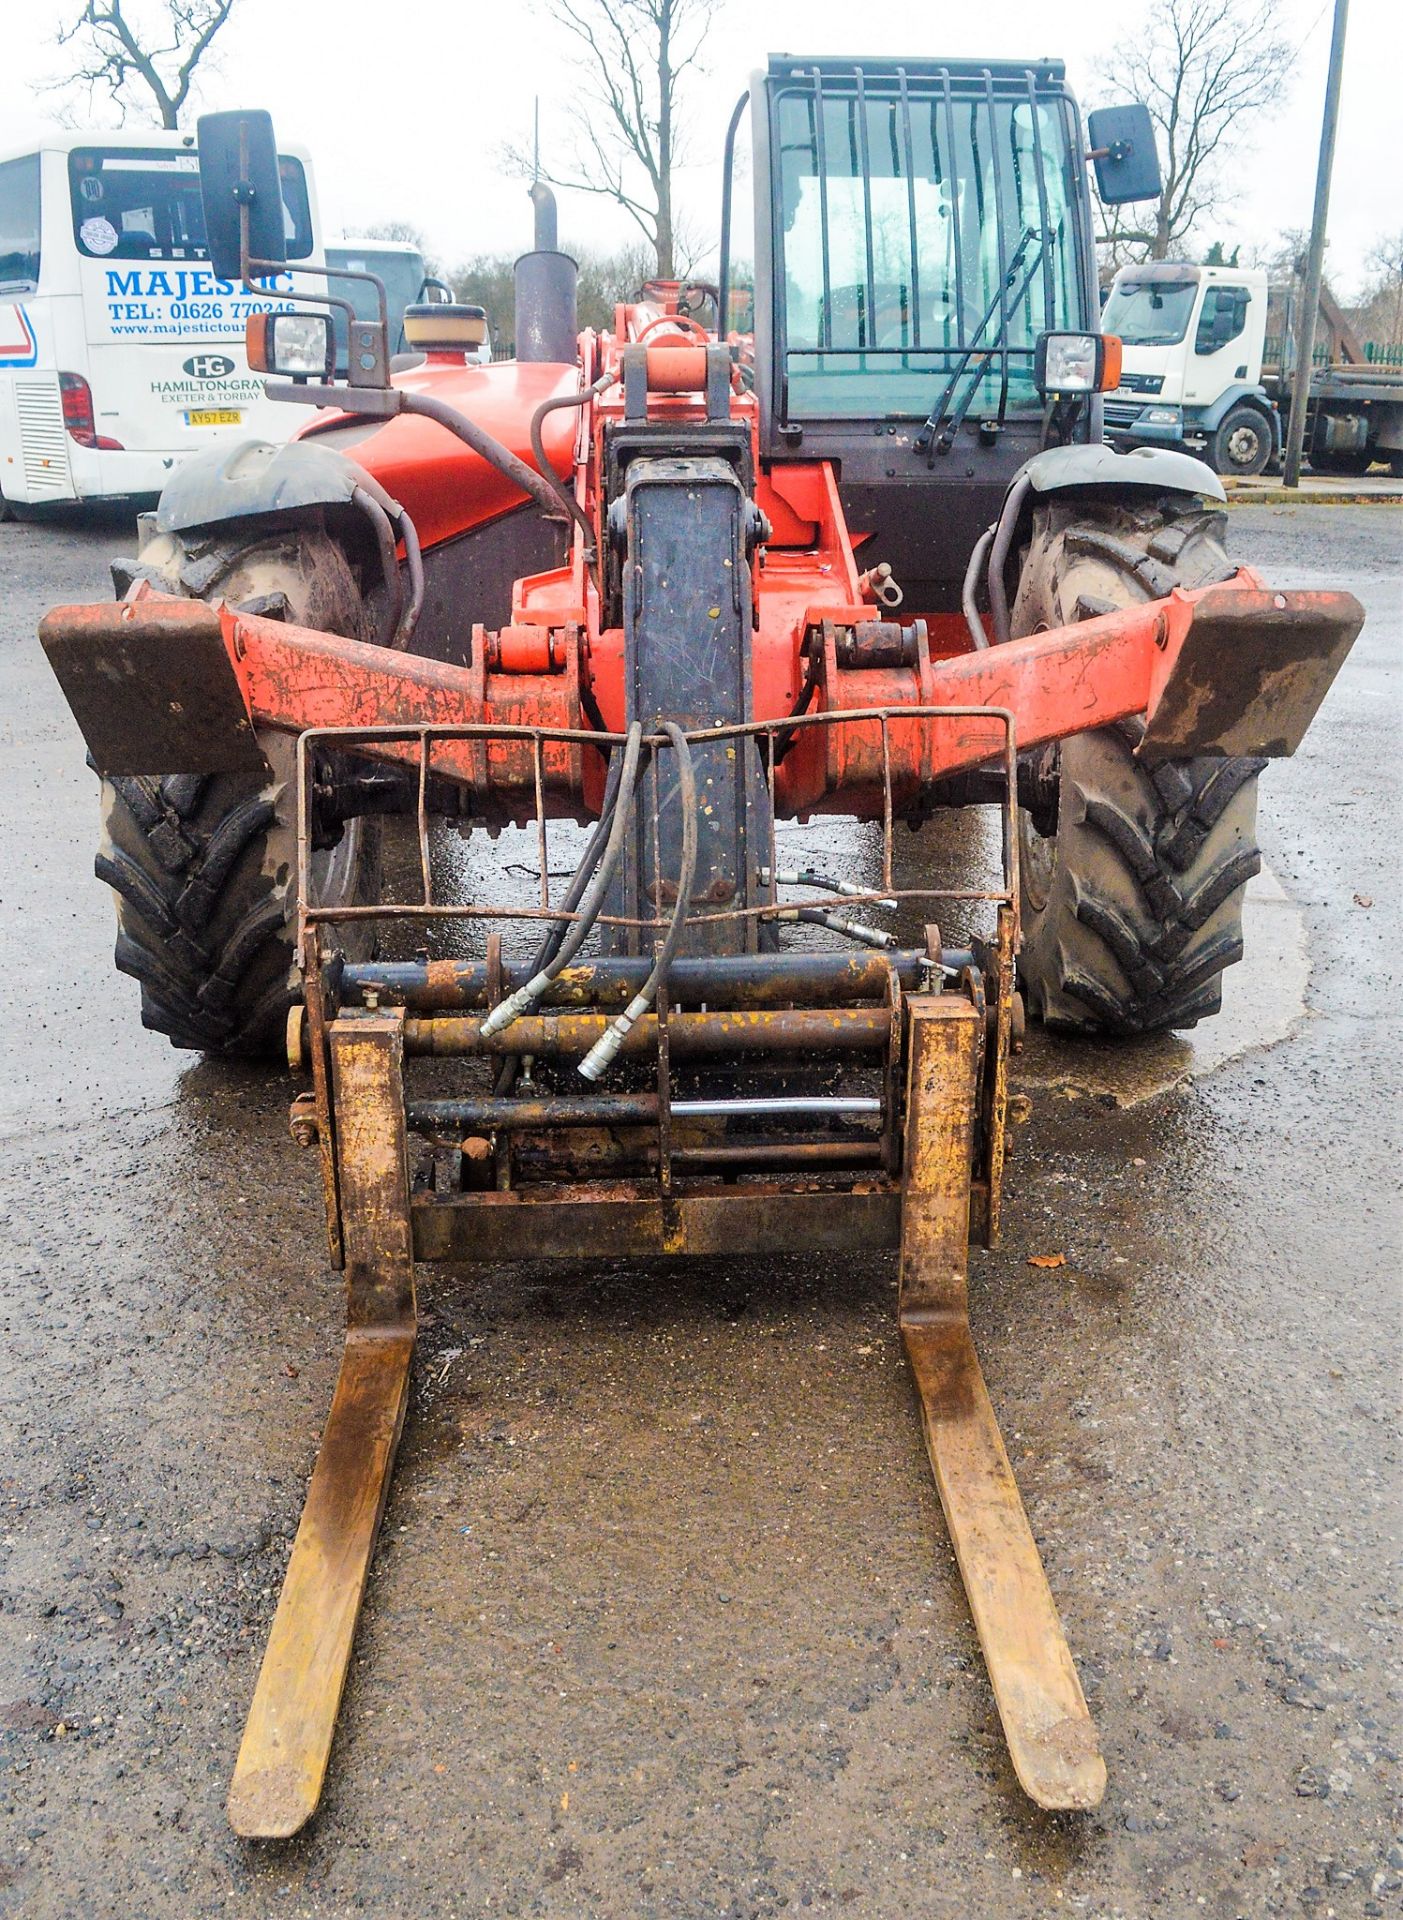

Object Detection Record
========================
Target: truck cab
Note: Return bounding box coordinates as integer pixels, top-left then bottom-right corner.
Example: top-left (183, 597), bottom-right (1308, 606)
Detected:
top-left (1101, 262), bottom-right (1276, 475)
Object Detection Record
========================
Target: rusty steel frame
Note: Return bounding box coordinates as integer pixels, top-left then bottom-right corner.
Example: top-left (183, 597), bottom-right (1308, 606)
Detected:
top-left (292, 705), bottom-right (1020, 939)
top-left (292, 707), bottom-right (1021, 1248)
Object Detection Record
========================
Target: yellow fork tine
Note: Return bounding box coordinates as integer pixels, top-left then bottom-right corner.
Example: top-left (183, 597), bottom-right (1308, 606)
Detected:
top-left (901, 995), bottom-right (1105, 1812)
top-left (229, 1010), bottom-right (417, 1840)
top-left (227, 1329), bottom-right (414, 1839)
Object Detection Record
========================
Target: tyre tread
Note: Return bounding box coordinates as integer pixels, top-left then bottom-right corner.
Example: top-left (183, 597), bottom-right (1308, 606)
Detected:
top-left (1015, 496), bottom-right (1263, 1035)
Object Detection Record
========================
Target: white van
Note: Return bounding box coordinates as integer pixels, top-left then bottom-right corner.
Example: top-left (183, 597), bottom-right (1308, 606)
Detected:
top-left (0, 128), bottom-right (322, 511)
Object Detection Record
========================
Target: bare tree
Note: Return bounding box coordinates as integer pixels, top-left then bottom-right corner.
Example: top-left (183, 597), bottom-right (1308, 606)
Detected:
top-left (1353, 232), bottom-right (1403, 350)
top-left (1093, 0), bottom-right (1290, 264)
top-left (504, 0), bottom-right (719, 280)
top-left (53, 0), bottom-right (239, 130)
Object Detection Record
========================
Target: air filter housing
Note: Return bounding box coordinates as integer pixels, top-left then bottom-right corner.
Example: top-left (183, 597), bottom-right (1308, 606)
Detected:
top-left (401, 303), bottom-right (487, 353)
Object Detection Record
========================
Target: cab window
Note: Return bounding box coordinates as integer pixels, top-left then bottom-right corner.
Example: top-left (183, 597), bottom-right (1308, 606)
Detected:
top-left (1194, 286), bottom-right (1249, 355)
top-left (774, 76), bottom-right (1083, 419)
top-left (1101, 278), bottom-right (1197, 346)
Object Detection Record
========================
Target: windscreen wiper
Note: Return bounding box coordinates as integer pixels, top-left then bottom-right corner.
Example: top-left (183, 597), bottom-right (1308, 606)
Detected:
top-left (914, 227), bottom-right (1048, 464)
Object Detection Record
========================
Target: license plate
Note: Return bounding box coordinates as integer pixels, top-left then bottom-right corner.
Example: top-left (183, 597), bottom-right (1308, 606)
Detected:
top-left (185, 408), bottom-right (242, 427)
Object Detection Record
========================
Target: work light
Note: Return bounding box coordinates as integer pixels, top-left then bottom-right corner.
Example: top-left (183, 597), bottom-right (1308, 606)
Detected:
top-left (246, 310), bottom-right (333, 380)
top-left (1034, 330), bottom-right (1122, 397)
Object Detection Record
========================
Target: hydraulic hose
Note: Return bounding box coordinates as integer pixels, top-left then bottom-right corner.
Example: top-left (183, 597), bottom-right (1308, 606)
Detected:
top-left (987, 473), bottom-right (1031, 647)
top-left (492, 741), bottom-right (631, 1094)
top-left (528, 373), bottom-right (614, 559)
top-left (480, 720), bottom-right (645, 1038)
top-left (394, 503), bottom-right (425, 648)
top-left (351, 485), bottom-right (401, 647)
top-left (961, 525), bottom-right (994, 649)
top-left (350, 480), bottom-right (424, 650)
top-left (529, 744), bottom-right (629, 980)
top-left (579, 722), bottom-right (697, 1083)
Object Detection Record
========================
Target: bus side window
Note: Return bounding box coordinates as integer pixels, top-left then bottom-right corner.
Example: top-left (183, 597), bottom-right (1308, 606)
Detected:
top-left (0, 155), bottom-right (41, 292)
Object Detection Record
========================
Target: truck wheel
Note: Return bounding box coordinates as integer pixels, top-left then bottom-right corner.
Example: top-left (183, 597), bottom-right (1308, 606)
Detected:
top-left (96, 524), bottom-right (380, 1056)
top-left (1010, 497), bottom-right (1263, 1035)
top-left (1209, 404), bottom-right (1272, 477)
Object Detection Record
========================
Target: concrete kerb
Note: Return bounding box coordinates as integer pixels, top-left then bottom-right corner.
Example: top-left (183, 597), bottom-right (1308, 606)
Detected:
top-left (1223, 476), bottom-right (1403, 507)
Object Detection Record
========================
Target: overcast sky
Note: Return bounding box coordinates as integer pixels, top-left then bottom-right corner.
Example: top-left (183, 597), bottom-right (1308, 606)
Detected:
top-left (2, 0), bottom-right (1394, 295)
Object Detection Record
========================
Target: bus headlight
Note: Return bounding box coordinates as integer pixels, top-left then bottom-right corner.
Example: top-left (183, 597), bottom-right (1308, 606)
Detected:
top-left (247, 311), bottom-right (332, 380)
top-left (1034, 331), bottom-right (1123, 397)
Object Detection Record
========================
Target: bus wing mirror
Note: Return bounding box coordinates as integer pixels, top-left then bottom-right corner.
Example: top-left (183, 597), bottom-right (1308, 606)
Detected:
top-left (196, 110), bottom-right (287, 282)
top-left (1086, 105), bottom-right (1162, 205)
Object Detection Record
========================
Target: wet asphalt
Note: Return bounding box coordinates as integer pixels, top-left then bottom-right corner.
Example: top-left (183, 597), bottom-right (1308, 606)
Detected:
top-left (0, 504), bottom-right (1398, 1919)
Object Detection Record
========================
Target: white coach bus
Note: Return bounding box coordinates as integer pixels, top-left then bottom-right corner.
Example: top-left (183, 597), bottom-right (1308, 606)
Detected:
top-left (0, 128), bottom-right (322, 513)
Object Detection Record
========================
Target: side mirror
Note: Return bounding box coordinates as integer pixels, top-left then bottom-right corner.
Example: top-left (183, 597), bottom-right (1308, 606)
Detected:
top-left (197, 109), bottom-right (287, 282)
top-left (1086, 105), bottom-right (1162, 206)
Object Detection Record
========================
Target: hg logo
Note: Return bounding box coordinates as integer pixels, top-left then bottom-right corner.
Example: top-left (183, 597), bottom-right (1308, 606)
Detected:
top-left (182, 353), bottom-right (235, 380)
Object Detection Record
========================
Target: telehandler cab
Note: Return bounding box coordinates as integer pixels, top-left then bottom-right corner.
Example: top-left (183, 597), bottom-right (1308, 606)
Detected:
top-left (41, 62), bottom-right (1361, 1837)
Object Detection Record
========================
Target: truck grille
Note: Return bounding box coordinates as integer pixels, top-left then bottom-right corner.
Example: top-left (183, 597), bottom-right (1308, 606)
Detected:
top-left (1102, 401), bottom-right (1143, 429)
top-left (1116, 371), bottom-right (1164, 395)
top-left (15, 379), bottom-right (72, 498)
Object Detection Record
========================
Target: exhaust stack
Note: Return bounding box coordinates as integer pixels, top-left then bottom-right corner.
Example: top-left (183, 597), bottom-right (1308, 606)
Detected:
top-left (514, 182), bottom-right (578, 363)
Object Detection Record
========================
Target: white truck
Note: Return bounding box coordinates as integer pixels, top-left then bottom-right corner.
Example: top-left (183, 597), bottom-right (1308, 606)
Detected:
top-left (1101, 260), bottom-right (1403, 478)
top-left (0, 128), bottom-right (322, 513)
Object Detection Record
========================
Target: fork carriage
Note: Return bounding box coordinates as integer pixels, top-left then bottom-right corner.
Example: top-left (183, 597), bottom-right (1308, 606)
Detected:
top-left (223, 704), bottom-right (1115, 1838)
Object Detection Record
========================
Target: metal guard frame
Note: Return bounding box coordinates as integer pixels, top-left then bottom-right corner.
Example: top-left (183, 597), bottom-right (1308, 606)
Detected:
top-left (293, 704), bottom-right (1021, 939)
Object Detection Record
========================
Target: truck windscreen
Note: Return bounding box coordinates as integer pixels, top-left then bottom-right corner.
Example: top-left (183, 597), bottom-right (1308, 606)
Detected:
top-left (774, 76), bottom-right (1083, 419)
top-left (68, 148), bottom-right (313, 263)
top-left (1101, 279), bottom-right (1197, 347)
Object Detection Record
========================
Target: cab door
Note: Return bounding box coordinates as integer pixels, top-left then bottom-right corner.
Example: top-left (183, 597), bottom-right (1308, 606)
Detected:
top-left (1182, 283), bottom-right (1253, 408)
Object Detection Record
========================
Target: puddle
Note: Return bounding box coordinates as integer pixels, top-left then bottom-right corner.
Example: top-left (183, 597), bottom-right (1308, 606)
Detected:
top-left (1014, 866), bottom-right (1310, 1108)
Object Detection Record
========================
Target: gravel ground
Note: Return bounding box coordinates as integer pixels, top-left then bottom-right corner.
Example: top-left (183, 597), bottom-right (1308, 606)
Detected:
top-left (0, 502), bottom-right (1398, 1919)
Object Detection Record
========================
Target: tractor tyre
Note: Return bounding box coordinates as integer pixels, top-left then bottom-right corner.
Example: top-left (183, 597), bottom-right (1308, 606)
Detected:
top-left (97, 523), bottom-right (381, 1056)
top-left (1010, 495), bottom-right (1263, 1035)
